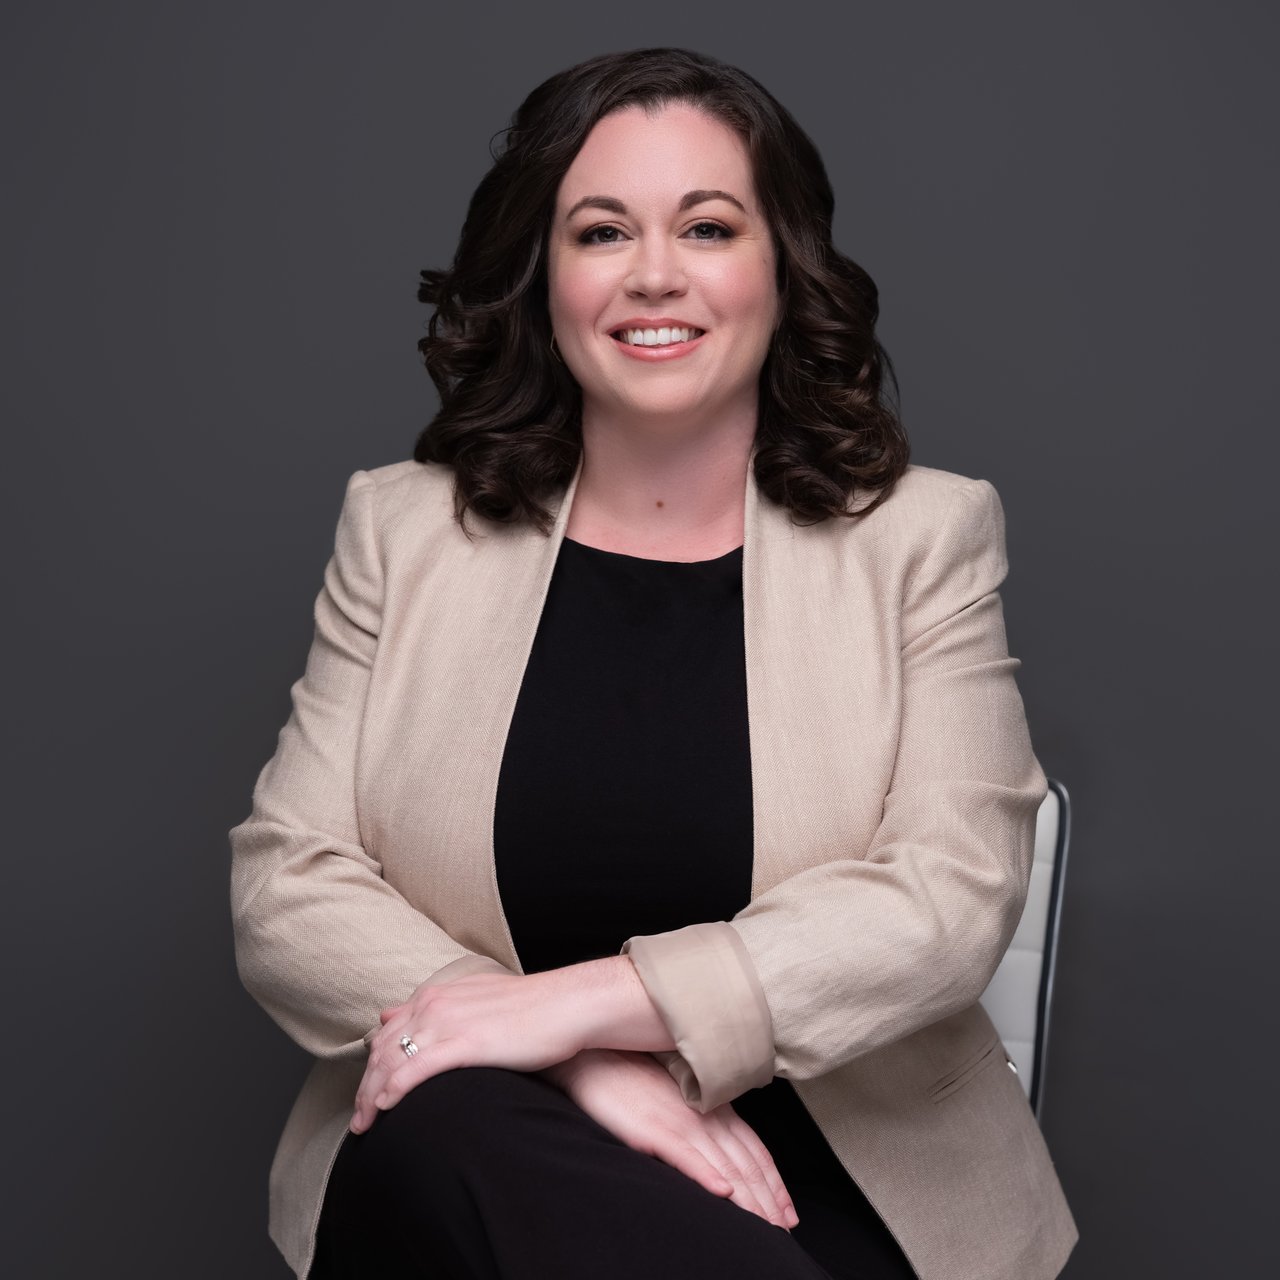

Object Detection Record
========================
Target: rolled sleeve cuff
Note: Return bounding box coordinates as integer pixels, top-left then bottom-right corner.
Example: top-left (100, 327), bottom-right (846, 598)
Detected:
top-left (361, 953), bottom-right (516, 1048)
top-left (620, 921), bottom-right (775, 1112)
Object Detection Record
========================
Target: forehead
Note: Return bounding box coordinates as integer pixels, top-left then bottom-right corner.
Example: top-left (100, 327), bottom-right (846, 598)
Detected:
top-left (555, 103), bottom-right (759, 215)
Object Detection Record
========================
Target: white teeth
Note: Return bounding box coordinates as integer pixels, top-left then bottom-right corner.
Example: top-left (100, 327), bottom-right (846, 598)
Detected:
top-left (616, 326), bottom-right (704, 346)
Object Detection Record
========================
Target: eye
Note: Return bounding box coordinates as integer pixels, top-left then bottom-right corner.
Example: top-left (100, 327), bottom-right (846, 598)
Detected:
top-left (685, 221), bottom-right (734, 241)
top-left (578, 224), bottom-right (625, 245)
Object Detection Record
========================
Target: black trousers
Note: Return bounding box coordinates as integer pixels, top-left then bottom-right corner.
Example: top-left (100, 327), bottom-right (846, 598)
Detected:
top-left (310, 1066), bottom-right (917, 1280)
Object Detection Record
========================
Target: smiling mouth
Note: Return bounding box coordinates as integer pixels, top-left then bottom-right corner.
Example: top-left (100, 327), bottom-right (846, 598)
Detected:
top-left (610, 326), bottom-right (707, 347)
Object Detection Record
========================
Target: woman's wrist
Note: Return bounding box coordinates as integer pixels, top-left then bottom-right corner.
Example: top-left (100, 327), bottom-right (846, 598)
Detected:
top-left (538, 1047), bottom-right (621, 1093)
top-left (550, 955), bottom-right (677, 1055)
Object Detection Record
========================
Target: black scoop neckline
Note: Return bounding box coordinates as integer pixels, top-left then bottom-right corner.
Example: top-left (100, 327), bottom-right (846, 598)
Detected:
top-left (562, 536), bottom-right (743, 566)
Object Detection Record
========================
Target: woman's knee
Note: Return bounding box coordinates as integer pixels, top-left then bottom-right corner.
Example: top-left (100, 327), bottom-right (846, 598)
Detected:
top-left (364, 1066), bottom-right (560, 1165)
top-left (402, 1065), bottom-right (553, 1123)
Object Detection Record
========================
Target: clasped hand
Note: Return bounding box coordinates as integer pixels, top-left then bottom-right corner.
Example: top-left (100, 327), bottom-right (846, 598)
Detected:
top-left (351, 969), bottom-right (585, 1133)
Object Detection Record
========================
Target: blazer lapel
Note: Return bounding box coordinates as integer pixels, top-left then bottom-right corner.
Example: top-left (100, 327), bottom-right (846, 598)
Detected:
top-left (743, 457), bottom-right (897, 899)
top-left (372, 451), bottom-right (581, 971)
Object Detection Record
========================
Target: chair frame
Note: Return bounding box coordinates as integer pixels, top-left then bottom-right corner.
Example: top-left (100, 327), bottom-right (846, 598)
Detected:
top-left (1030, 776), bottom-right (1071, 1120)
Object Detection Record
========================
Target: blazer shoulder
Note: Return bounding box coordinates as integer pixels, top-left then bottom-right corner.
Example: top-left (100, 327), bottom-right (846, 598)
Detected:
top-left (348, 458), bottom-right (459, 533)
top-left (850, 463), bottom-right (998, 543)
top-left (360, 458), bottom-right (453, 499)
top-left (826, 465), bottom-right (1009, 603)
top-left (882, 462), bottom-right (993, 509)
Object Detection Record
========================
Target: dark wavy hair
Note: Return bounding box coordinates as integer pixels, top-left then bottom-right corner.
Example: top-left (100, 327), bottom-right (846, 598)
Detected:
top-left (415, 47), bottom-right (910, 535)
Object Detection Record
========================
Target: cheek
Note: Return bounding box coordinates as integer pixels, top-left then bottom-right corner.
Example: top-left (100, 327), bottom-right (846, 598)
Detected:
top-left (705, 258), bottom-right (778, 333)
top-left (549, 257), bottom-right (609, 329)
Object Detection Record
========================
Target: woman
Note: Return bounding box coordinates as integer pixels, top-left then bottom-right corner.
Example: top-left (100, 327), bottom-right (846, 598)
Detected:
top-left (229, 47), bottom-right (1078, 1280)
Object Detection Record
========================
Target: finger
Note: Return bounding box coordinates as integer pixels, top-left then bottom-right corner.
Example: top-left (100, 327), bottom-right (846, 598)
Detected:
top-left (724, 1113), bottom-right (799, 1227)
top-left (370, 1039), bottom-right (465, 1117)
top-left (709, 1124), bottom-right (790, 1228)
top-left (351, 1056), bottom-right (388, 1133)
top-left (351, 1018), bottom-right (416, 1132)
top-left (695, 1137), bottom-right (773, 1227)
top-left (648, 1137), bottom-right (736, 1200)
top-left (351, 1055), bottom-right (392, 1133)
top-left (376, 1005), bottom-right (413, 1038)
top-left (722, 1108), bottom-right (796, 1214)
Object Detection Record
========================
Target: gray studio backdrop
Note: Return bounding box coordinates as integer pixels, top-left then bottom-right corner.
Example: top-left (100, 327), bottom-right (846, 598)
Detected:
top-left (5, 2), bottom-right (1274, 1276)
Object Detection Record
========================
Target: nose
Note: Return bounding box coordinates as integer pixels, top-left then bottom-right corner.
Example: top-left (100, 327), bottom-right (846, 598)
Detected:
top-left (624, 234), bottom-right (688, 300)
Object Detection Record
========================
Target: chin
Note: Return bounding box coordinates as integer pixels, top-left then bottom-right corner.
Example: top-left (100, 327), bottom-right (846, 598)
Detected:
top-left (623, 399), bottom-right (709, 423)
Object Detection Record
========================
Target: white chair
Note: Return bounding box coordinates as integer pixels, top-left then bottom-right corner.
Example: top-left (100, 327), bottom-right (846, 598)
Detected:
top-left (978, 778), bottom-right (1071, 1121)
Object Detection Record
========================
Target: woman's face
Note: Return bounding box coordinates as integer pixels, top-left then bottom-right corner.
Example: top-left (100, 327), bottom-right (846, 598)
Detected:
top-left (547, 102), bottom-right (780, 435)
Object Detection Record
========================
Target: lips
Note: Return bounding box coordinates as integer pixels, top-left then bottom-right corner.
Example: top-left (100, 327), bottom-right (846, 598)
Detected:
top-left (610, 325), bottom-right (707, 347)
top-left (608, 326), bottom-right (710, 362)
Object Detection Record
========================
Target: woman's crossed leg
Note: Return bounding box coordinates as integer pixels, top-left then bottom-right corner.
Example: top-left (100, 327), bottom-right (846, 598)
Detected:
top-left (311, 1065), bottom-right (839, 1280)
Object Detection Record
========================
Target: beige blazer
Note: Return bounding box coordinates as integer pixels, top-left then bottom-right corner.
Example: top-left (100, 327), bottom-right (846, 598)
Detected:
top-left (229, 448), bottom-right (1078, 1279)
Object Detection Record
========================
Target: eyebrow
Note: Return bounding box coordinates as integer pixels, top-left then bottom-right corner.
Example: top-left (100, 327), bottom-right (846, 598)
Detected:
top-left (564, 189), bottom-right (748, 221)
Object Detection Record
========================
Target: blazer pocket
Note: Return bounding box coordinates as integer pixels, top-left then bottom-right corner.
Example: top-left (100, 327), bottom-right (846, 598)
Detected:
top-left (927, 1032), bottom-right (1005, 1104)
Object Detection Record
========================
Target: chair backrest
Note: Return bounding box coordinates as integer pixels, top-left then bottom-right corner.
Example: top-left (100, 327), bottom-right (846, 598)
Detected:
top-left (978, 778), bottom-right (1071, 1120)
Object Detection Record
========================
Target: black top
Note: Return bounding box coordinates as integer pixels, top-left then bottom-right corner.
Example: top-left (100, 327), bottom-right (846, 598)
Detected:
top-left (493, 534), bottom-right (867, 1205)
top-left (494, 535), bottom-right (753, 972)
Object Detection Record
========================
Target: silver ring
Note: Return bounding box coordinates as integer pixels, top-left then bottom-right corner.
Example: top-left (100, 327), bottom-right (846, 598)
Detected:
top-left (400, 1035), bottom-right (419, 1058)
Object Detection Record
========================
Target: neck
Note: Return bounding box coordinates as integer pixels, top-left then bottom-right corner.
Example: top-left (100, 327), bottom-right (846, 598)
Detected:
top-left (567, 410), bottom-right (754, 558)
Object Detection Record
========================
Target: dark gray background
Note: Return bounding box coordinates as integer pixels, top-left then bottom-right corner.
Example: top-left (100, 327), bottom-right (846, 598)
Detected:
top-left (4, 2), bottom-right (1275, 1275)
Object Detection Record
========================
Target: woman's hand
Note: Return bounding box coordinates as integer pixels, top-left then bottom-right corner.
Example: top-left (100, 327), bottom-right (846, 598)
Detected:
top-left (542, 1048), bottom-right (800, 1232)
top-left (352, 956), bottom-right (678, 1134)
top-left (352, 968), bottom-right (589, 1132)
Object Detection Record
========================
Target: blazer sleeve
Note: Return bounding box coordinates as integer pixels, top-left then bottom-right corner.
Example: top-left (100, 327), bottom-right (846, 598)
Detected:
top-left (228, 470), bottom-right (514, 1063)
top-left (620, 478), bottom-right (1047, 1112)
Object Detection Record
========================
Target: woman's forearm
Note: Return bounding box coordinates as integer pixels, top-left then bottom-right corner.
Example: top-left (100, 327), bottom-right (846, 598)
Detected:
top-left (546, 954), bottom-right (679, 1056)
